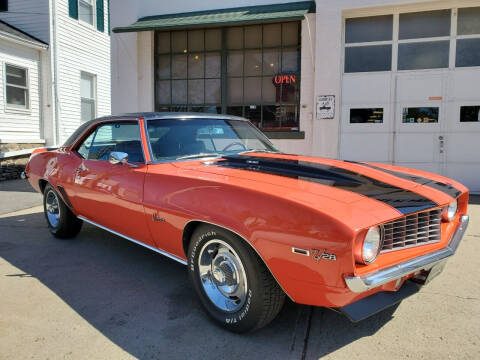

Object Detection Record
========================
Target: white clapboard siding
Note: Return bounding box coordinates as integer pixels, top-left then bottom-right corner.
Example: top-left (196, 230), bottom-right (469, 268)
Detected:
top-left (55, 0), bottom-right (111, 143)
top-left (0, 39), bottom-right (42, 142)
top-left (0, 0), bottom-right (50, 43)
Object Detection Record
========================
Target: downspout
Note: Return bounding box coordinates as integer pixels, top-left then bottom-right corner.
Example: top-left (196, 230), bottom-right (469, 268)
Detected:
top-left (50, 0), bottom-right (60, 145)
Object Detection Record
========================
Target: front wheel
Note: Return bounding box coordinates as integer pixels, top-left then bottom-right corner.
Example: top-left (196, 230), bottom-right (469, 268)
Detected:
top-left (43, 184), bottom-right (82, 239)
top-left (188, 224), bottom-right (285, 332)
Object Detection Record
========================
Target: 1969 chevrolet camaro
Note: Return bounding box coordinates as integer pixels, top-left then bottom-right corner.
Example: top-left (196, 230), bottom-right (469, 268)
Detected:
top-left (24, 113), bottom-right (469, 332)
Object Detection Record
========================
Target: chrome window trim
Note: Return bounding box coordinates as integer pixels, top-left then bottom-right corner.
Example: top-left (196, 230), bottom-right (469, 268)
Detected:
top-left (143, 116), bottom-right (277, 164)
top-left (73, 119), bottom-right (148, 165)
top-left (345, 215), bottom-right (469, 293)
top-left (78, 216), bottom-right (187, 265)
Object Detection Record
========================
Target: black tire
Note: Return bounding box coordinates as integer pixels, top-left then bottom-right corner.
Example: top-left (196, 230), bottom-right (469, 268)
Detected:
top-left (188, 224), bottom-right (285, 332)
top-left (43, 184), bottom-right (83, 239)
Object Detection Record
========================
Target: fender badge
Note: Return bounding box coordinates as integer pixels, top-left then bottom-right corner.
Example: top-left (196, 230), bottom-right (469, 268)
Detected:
top-left (312, 249), bottom-right (336, 261)
top-left (152, 214), bottom-right (165, 222)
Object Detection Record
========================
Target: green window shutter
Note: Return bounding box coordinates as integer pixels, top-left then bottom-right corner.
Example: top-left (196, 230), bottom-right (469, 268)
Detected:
top-left (108, 0), bottom-right (111, 35)
top-left (96, 0), bottom-right (105, 32)
top-left (68, 0), bottom-right (78, 19)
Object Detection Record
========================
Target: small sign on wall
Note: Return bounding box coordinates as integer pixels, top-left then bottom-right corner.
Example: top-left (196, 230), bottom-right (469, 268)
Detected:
top-left (316, 95), bottom-right (335, 119)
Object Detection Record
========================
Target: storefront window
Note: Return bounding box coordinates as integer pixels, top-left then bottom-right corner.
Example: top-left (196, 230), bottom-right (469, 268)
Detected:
top-left (402, 107), bottom-right (439, 123)
top-left (155, 22), bottom-right (301, 132)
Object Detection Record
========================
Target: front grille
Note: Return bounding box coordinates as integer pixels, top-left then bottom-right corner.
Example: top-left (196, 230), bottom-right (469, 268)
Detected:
top-left (381, 208), bottom-right (442, 252)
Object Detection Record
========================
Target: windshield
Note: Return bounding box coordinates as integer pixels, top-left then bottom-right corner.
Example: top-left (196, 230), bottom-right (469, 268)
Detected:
top-left (147, 118), bottom-right (278, 161)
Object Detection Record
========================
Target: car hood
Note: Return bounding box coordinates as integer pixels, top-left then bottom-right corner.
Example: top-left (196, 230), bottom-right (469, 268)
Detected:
top-left (172, 152), bottom-right (463, 219)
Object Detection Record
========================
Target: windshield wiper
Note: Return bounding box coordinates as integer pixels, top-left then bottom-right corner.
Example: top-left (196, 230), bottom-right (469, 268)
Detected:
top-left (176, 153), bottom-right (221, 160)
top-left (239, 149), bottom-right (281, 154)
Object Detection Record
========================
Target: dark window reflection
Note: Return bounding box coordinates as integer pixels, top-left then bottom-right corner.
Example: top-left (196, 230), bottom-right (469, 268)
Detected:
top-left (262, 105), bottom-right (298, 131)
top-left (402, 107), bottom-right (439, 123)
top-left (460, 106), bottom-right (480, 122)
top-left (350, 108), bottom-right (384, 123)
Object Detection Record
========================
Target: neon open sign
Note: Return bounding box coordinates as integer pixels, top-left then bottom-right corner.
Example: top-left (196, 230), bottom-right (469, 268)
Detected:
top-left (273, 74), bottom-right (297, 85)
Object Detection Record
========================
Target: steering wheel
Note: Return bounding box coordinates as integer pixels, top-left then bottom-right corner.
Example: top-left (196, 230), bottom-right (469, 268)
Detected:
top-left (222, 142), bottom-right (248, 152)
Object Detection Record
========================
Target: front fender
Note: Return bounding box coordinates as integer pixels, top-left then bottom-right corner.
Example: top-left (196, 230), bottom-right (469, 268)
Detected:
top-left (143, 166), bottom-right (356, 305)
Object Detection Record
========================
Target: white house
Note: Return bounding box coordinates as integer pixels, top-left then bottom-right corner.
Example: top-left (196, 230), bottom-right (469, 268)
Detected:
top-left (110, 0), bottom-right (480, 193)
top-left (0, 0), bottom-right (111, 162)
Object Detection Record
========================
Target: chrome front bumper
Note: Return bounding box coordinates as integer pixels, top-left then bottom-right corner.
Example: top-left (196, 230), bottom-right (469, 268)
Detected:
top-left (345, 215), bottom-right (469, 293)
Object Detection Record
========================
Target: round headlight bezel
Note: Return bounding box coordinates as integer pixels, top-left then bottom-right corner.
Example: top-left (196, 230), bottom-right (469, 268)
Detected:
top-left (442, 199), bottom-right (458, 222)
top-left (355, 226), bottom-right (383, 265)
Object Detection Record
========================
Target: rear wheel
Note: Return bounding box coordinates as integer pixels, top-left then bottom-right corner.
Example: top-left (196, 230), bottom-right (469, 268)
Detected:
top-left (188, 224), bottom-right (285, 332)
top-left (43, 184), bottom-right (82, 239)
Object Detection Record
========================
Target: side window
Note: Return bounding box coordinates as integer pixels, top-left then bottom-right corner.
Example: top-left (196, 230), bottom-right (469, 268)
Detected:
top-left (76, 122), bottom-right (145, 162)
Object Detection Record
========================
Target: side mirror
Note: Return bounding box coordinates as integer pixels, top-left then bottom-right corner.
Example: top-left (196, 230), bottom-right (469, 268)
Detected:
top-left (109, 151), bottom-right (129, 165)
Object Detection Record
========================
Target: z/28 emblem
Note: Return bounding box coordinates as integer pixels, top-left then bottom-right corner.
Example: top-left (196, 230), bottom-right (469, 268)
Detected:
top-left (312, 249), bottom-right (336, 261)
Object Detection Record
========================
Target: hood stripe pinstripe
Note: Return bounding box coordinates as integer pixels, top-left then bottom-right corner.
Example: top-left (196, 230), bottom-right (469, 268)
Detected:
top-left (213, 155), bottom-right (438, 215)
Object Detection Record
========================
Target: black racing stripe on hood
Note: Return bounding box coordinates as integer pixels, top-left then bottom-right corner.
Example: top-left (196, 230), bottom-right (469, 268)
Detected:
top-left (350, 162), bottom-right (462, 199)
top-left (213, 155), bottom-right (438, 215)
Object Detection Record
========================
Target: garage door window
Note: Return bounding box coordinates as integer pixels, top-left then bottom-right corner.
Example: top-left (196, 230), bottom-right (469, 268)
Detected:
top-left (398, 10), bottom-right (450, 70)
top-left (402, 107), bottom-right (439, 123)
top-left (460, 106), bottom-right (480, 122)
top-left (344, 15), bottom-right (393, 73)
top-left (350, 108), bottom-right (384, 123)
top-left (398, 41), bottom-right (450, 70)
top-left (456, 7), bottom-right (480, 67)
top-left (344, 8), bottom-right (480, 72)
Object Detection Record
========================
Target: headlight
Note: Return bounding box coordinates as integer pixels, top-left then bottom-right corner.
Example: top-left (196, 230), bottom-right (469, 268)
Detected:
top-left (355, 226), bottom-right (382, 264)
top-left (443, 199), bottom-right (458, 222)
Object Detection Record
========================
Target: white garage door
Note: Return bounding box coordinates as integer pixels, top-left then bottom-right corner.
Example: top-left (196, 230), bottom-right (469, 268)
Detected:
top-left (340, 7), bottom-right (480, 193)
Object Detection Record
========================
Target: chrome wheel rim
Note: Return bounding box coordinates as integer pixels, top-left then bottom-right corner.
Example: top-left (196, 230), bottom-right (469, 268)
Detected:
top-left (198, 239), bottom-right (248, 313)
top-left (45, 190), bottom-right (60, 228)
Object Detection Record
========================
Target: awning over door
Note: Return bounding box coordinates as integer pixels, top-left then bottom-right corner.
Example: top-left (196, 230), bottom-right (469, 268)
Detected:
top-left (112, 1), bottom-right (315, 33)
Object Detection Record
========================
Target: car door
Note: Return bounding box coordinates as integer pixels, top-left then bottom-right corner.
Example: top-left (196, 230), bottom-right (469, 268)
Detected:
top-left (68, 121), bottom-right (154, 247)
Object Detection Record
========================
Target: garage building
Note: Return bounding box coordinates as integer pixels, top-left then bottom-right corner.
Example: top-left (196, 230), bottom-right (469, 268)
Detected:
top-left (111, 0), bottom-right (480, 193)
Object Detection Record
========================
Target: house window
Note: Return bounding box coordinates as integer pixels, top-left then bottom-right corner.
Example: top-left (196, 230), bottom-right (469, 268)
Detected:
top-left (80, 72), bottom-right (96, 121)
top-left (79, 0), bottom-right (94, 26)
top-left (155, 22), bottom-right (301, 132)
top-left (5, 64), bottom-right (29, 110)
top-left (0, 0), bottom-right (8, 12)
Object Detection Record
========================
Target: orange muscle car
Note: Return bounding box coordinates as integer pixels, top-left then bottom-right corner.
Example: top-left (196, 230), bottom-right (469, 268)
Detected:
top-left (24, 113), bottom-right (469, 332)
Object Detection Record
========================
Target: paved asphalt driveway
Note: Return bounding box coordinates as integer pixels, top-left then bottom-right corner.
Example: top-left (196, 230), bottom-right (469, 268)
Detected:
top-left (0, 179), bottom-right (479, 359)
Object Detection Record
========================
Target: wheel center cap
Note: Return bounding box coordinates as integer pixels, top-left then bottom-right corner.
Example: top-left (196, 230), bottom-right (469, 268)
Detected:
top-left (212, 267), bottom-right (226, 285)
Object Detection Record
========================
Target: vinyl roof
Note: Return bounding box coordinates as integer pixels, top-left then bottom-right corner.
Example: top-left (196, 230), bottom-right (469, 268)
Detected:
top-left (62, 113), bottom-right (249, 147)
